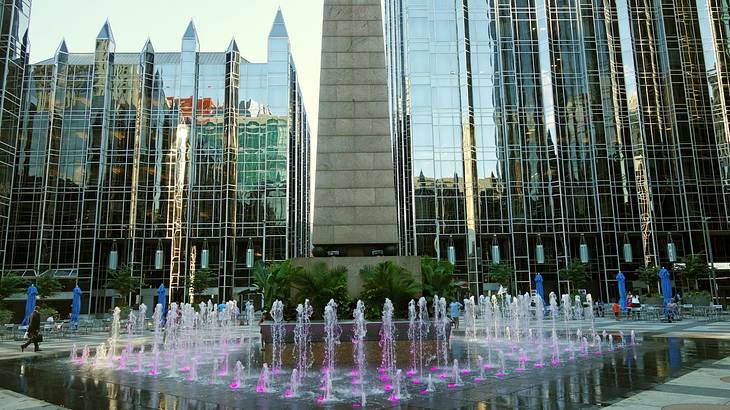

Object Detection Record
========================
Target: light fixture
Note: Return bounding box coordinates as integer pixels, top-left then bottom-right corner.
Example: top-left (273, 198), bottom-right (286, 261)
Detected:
top-left (491, 235), bottom-right (500, 265)
top-left (155, 239), bottom-right (163, 270)
top-left (667, 233), bottom-right (677, 263)
top-left (200, 239), bottom-right (209, 269)
top-left (447, 235), bottom-right (456, 265)
top-left (623, 233), bottom-right (633, 263)
top-left (579, 234), bottom-right (589, 263)
top-left (246, 238), bottom-right (254, 268)
top-left (535, 234), bottom-right (545, 264)
top-left (108, 240), bottom-right (118, 270)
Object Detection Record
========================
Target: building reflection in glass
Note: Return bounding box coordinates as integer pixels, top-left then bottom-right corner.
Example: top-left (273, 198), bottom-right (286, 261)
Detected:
top-left (384, 0), bottom-right (730, 300)
top-left (4, 11), bottom-right (310, 309)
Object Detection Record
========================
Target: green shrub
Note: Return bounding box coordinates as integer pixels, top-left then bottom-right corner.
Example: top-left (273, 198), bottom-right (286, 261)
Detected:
top-left (289, 262), bottom-right (350, 319)
top-left (0, 309), bottom-right (13, 325)
top-left (359, 261), bottom-right (420, 320)
top-left (684, 291), bottom-right (711, 306)
top-left (488, 262), bottom-right (514, 290)
top-left (253, 260), bottom-right (298, 311)
top-left (421, 258), bottom-right (464, 301)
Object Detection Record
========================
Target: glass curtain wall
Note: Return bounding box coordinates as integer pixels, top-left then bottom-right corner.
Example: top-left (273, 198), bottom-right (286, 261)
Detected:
top-left (385, 0), bottom-right (730, 302)
top-left (5, 12), bottom-right (310, 312)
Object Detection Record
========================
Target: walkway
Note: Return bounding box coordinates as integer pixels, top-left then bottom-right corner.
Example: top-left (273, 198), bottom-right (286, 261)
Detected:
top-left (605, 356), bottom-right (730, 409)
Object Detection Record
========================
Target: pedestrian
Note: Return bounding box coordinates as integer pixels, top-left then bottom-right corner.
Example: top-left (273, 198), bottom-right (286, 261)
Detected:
top-left (613, 299), bottom-right (620, 321)
top-left (631, 294), bottom-right (641, 320)
top-left (449, 300), bottom-right (462, 329)
top-left (626, 292), bottom-right (633, 318)
top-left (21, 305), bottom-right (42, 352)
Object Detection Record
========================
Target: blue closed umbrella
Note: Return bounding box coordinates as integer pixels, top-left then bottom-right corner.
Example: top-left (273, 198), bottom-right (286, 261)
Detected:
top-left (21, 284), bottom-right (38, 326)
top-left (617, 271), bottom-right (627, 311)
top-left (535, 273), bottom-right (544, 303)
top-left (71, 286), bottom-right (81, 325)
top-left (157, 284), bottom-right (167, 324)
top-left (659, 267), bottom-right (672, 306)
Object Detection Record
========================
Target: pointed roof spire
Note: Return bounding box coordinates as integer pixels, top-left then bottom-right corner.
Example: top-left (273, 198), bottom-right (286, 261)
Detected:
top-left (226, 37), bottom-right (239, 53)
top-left (183, 19), bottom-right (198, 41)
top-left (142, 37), bottom-right (155, 54)
top-left (55, 38), bottom-right (68, 55)
top-left (269, 8), bottom-right (289, 38)
top-left (96, 19), bottom-right (115, 42)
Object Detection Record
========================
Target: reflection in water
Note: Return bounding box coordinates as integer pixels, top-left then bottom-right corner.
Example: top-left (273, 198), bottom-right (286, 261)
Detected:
top-left (0, 337), bottom-right (728, 409)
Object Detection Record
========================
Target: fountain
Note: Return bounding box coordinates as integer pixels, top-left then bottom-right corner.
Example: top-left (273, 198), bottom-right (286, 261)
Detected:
top-left (434, 296), bottom-right (449, 368)
top-left (379, 298), bottom-right (397, 381)
top-left (230, 360), bottom-right (244, 389)
top-left (284, 369), bottom-right (299, 398)
top-left (67, 289), bottom-right (634, 407)
top-left (320, 299), bottom-right (340, 402)
top-left (270, 300), bottom-right (285, 374)
top-left (352, 300), bottom-right (367, 389)
top-left (256, 363), bottom-right (272, 393)
top-left (294, 299), bottom-right (313, 382)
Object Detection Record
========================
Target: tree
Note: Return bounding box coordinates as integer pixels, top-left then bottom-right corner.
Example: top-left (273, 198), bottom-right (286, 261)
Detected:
top-left (359, 261), bottom-right (420, 319)
top-left (636, 264), bottom-right (659, 294)
top-left (36, 273), bottom-right (62, 301)
top-left (190, 268), bottom-right (217, 296)
top-left (253, 260), bottom-right (298, 311)
top-left (488, 262), bottom-right (514, 291)
top-left (560, 259), bottom-right (589, 291)
top-left (0, 273), bottom-right (27, 304)
top-left (421, 258), bottom-right (465, 301)
top-left (106, 265), bottom-right (144, 306)
top-left (675, 253), bottom-right (714, 290)
top-left (289, 262), bottom-right (349, 319)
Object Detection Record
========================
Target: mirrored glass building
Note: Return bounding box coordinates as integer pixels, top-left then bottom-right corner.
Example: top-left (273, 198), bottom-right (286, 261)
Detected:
top-left (384, 0), bottom-right (730, 302)
top-left (0, 0), bottom-right (31, 267)
top-left (4, 11), bottom-right (311, 311)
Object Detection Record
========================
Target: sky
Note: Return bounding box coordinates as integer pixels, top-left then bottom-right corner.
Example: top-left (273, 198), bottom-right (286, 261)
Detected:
top-left (28, 0), bottom-right (325, 135)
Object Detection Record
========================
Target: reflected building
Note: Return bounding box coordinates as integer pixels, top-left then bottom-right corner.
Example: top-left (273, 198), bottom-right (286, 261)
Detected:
top-left (0, 0), bottom-right (31, 266)
top-left (384, 0), bottom-right (730, 301)
top-left (5, 11), bottom-right (311, 309)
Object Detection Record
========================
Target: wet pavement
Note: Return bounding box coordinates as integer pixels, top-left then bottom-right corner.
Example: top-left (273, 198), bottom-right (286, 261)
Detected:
top-left (0, 335), bottom-right (729, 409)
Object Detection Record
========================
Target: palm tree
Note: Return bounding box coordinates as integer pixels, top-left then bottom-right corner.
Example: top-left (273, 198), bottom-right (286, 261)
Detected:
top-left (421, 258), bottom-right (464, 301)
top-left (359, 261), bottom-right (420, 319)
top-left (289, 262), bottom-right (349, 319)
top-left (253, 260), bottom-right (299, 311)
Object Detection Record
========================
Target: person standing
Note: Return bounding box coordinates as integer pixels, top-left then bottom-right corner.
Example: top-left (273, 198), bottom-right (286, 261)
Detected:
top-left (21, 305), bottom-right (42, 352)
top-left (449, 300), bottom-right (462, 329)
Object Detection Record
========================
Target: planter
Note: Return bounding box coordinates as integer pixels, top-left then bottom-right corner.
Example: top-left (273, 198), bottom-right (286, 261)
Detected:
top-left (260, 319), bottom-right (451, 344)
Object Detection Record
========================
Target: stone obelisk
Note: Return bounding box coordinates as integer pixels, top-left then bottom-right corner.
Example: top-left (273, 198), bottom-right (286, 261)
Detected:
top-left (312, 0), bottom-right (399, 256)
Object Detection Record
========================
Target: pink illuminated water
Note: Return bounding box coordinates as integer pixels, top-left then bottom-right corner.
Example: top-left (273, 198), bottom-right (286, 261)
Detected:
top-left (283, 389), bottom-right (294, 398)
top-left (447, 383), bottom-right (457, 389)
top-left (474, 377), bottom-right (482, 382)
top-left (411, 379), bottom-right (421, 385)
top-left (438, 373), bottom-right (447, 379)
top-left (230, 382), bottom-right (240, 389)
top-left (495, 372), bottom-right (507, 377)
top-left (383, 384), bottom-right (393, 391)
